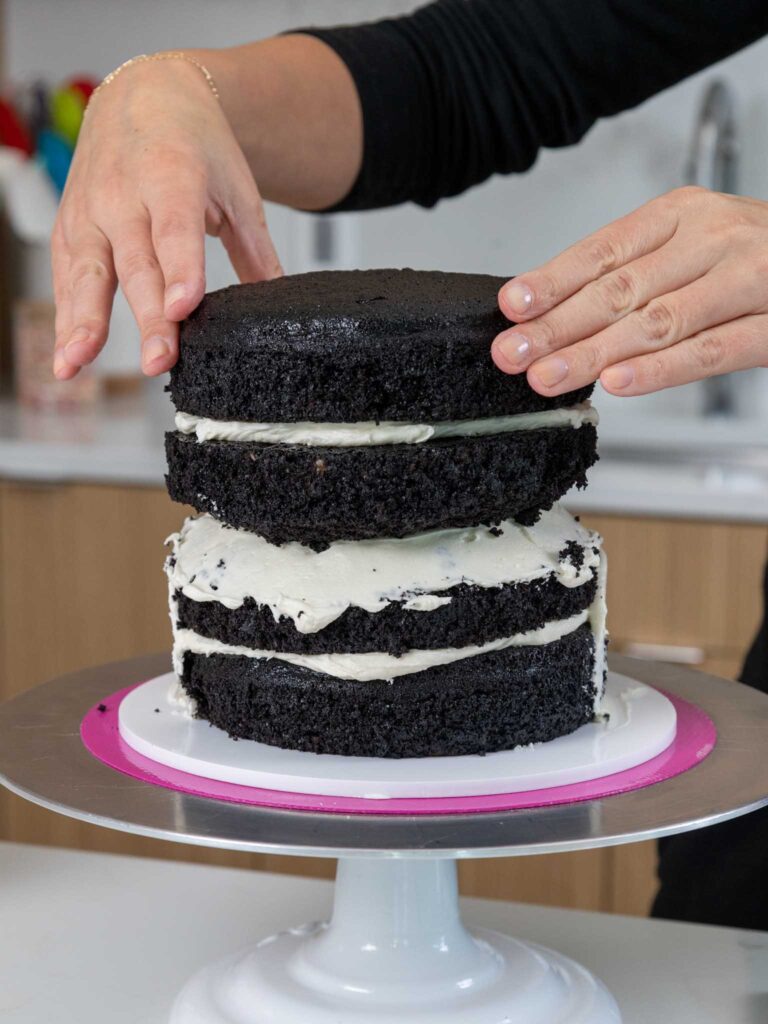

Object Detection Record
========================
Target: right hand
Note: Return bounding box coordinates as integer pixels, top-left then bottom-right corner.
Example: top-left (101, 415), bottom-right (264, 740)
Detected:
top-left (52, 55), bottom-right (283, 380)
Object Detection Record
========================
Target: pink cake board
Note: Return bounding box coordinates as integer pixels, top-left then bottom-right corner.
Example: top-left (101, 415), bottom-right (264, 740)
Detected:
top-left (80, 682), bottom-right (717, 816)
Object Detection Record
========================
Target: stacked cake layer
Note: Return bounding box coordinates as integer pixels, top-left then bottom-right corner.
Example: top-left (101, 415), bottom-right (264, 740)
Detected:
top-left (164, 268), bottom-right (606, 758)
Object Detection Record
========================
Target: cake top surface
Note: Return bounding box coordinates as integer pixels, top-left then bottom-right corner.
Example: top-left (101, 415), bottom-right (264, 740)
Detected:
top-left (181, 269), bottom-right (510, 345)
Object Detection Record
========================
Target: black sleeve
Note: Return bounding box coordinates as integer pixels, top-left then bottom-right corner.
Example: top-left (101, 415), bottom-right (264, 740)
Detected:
top-left (297, 0), bottom-right (768, 210)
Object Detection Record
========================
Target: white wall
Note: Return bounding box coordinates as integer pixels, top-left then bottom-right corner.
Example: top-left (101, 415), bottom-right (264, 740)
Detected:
top-left (6, 1), bottom-right (768, 409)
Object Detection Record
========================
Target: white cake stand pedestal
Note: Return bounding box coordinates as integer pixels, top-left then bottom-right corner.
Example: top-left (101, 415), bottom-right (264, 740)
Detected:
top-left (171, 856), bottom-right (619, 1023)
top-left (1, 653), bottom-right (767, 1024)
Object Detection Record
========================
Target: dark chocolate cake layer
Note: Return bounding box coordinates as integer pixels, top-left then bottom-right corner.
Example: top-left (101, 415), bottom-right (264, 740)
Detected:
top-left (169, 270), bottom-right (594, 423)
top-left (165, 423), bottom-right (598, 548)
top-left (179, 623), bottom-right (597, 758)
top-left (173, 571), bottom-right (597, 656)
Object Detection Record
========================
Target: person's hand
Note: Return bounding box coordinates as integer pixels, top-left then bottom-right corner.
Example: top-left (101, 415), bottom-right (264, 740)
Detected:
top-left (492, 187), bottom-right (768, 397)
top-left (52, 57), bottom-right (282, 381)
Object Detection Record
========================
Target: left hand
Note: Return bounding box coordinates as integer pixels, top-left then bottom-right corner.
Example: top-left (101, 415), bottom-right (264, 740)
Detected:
top-left (492, 186), bottom-right (768, 397)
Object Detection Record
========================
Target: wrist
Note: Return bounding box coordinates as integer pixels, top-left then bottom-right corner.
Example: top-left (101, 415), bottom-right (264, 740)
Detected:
top-left (90, 51), bottom-right (221, 115)
top-left (184, 44), bottom-right (267, 141)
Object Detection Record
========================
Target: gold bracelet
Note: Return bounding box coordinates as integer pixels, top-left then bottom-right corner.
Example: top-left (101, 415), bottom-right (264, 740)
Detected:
top-left (86, 51), bottom-right (219, 113)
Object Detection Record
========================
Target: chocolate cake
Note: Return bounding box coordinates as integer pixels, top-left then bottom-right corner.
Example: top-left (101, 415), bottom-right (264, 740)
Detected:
top-left (168, 269), bottom-right (594, 422)
top-left (165, 270), bottom-right (598, 546)
top-left (163, 268), bottom-right (607, 758)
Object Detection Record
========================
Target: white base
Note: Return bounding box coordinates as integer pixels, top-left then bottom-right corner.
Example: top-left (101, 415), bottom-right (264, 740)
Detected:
top-left (120, 671), bottom-right (675, 799)
top-left (170, 859), bottom-right (621, 1023)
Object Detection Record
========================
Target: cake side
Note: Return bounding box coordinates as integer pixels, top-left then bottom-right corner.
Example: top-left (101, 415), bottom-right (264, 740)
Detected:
top-left (178, 625), bottom-right (597, 759)
top-left (165, 422), bottom-right (598, 547)
top-left (169, 269), bottom-right (594, 422)
top-left (165, 504), bottom-right (608, 758)
top-left (166, 505), bottom-right (601, 654)
top-left (172, 575), bottom-right (598, 655)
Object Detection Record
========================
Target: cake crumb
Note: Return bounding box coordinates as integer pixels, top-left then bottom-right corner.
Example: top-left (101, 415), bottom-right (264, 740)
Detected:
top-left (558, 540), bottom-right (585, 571)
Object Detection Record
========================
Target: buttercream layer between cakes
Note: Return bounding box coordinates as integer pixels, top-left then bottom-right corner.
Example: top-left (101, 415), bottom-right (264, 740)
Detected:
top-left (165, 422), bottom-right (598, 547)
top-left (174, 402), bottom-right (597, 446)
top-left (167, 504), bottom-right (600, 654)
top-left (172, 609), bottom-right (588, 682)
top-left (166, 504), bottom-right (600, 630)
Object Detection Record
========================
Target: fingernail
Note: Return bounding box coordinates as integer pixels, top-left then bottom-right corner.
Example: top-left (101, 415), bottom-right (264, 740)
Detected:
top-left (64, 326), bottom-right (91, 352)
top-left (53, 352), bottom-right (68, 377)
top-left (603, 364), bottom-right (635, 391)
top-left (502, 281), bottom-right (533, 316)
top-left (63, 340), bottom-right (93, 365)
top-left (494, 333), bottom-right (531, 368)
top-left (143, 336), bottom-right (170, 368)
top-left (165, 283), bottom-right (188, 309)
top-left (531, 356), bottom-right (569, 389)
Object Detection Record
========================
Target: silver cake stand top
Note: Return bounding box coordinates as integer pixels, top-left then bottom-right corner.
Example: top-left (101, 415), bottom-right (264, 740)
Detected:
top-left (0, 653), bottom-right (766, 859)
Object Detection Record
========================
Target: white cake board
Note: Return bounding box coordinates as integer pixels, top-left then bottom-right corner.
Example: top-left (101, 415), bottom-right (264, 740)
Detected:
top-left (119, 671), bottom-right (676, 799)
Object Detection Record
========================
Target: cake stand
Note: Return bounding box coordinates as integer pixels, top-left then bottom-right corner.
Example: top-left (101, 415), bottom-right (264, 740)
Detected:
top-left (1, 653), bottom-right (767, 1024)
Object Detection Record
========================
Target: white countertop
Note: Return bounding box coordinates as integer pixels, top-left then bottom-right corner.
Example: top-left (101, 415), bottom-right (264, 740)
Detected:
top-left (566, 455), bottom-right (768, 523)
top-left (0, 841), bottom-right (765, 1023)
top-left (0, 389), bottom-right (170, 486)
top-left (1, 389), bottom-right (767, 523)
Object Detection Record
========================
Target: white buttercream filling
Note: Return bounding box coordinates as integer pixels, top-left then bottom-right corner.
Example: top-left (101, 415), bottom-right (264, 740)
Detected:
top-left (171, 610), bottom-right (589, 683)
top-left (589, 550), bottom-right (609, 711)
top-left (174, 402), bottom-right (598, 446)
top-left (165, 503), bottom-right (601, 635)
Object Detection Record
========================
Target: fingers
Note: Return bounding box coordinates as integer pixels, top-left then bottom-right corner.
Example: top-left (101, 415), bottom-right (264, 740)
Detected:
top-left (111, 217), bottom-right (179, 375)
top-left (491, 236), bottom-right (717, 375)
top-left (54, 224), bottom-right (118, 379)
top-left (216, 177), bottom-right (283, 283)
top-left (522, 261), bottom-right (760, 396)
top-left (600, 314), bottom-right (768, 396)
top-left (146, 182), bottom-right (207, 321)
top-left (490, 187), bottom-right (768, 399)
top-left (52, 230), bottom-right (76, 380)
top-left (498, 192), bottom-right (682, 322)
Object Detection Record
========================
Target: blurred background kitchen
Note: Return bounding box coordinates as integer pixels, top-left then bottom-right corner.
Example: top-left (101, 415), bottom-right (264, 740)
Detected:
top-left (0, 0), bottom-right (766, 918)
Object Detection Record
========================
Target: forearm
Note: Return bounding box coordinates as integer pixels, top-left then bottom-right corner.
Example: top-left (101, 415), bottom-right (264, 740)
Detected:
top-left (189, 35), bottom-right (362, 211)
top-left (298, 0), bottom-right (768, 211)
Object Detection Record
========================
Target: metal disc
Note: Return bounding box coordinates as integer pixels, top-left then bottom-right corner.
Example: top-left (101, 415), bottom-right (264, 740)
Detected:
top-left (0, 653), bottom-right (766, 859)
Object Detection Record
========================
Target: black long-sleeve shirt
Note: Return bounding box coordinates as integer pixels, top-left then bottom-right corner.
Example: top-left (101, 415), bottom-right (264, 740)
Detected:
top-left (302, 0), bottom-right (768, 211)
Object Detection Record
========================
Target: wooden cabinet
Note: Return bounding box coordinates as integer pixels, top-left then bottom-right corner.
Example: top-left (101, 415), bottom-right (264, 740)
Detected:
top-left (583, 514), bottom-right (767, 683)
top-left (1, 481), bottom-right (766, 913)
